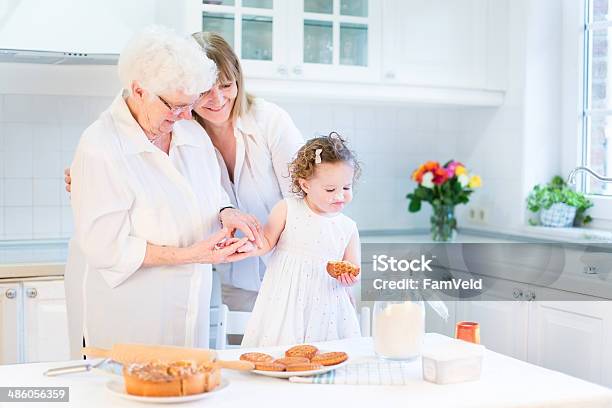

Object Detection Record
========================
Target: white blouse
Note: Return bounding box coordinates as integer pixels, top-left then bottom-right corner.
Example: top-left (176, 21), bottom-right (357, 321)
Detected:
top-left (214, 98), bottom-right (304, 291)
top-left (69, 93), bottom-right (231, 350)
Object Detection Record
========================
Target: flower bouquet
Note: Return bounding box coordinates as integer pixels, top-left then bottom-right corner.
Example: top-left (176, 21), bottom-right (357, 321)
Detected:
top-left (407, 160), bottom-right (481, 241)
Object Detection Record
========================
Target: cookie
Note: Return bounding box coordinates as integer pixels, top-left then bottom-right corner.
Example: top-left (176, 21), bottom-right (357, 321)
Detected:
top-left (311, 352), bottom-right (348, 366)
top-left (285, 345), bottom-right (319, 360)
top-left (286, 362), bottom-right (323, 372)
top-left (326, 260), bottom-right (360, 278)
top-left (240, 352), bottom-right (274, 363)
top-left (273, 357), bottom-right (310, 366)
top-left (254, 361), bottom-right (286, 371)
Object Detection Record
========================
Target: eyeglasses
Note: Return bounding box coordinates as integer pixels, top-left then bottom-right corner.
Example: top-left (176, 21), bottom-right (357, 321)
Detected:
top-left (156, 94), bottom-right (195, 116)
top-left (199, 82), bottom-right (234, 100)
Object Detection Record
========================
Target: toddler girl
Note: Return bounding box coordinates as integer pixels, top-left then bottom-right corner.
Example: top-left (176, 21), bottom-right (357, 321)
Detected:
top-left (241, 133), bottom-right (362, 347)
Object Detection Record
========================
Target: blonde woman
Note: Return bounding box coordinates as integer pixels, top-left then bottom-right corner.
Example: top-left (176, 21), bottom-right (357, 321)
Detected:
top-left (190, 32), bottom-right (304, 310)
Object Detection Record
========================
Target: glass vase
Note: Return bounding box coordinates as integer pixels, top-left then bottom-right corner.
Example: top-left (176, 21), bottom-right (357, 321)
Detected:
top-left (430, 203), bottom-right (457, 242)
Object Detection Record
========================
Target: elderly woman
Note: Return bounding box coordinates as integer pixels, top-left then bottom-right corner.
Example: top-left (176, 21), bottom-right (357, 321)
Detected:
top-left (67, 26), bottom-right (261, 352)
top-left (67, 32), bottom-right (305, 316)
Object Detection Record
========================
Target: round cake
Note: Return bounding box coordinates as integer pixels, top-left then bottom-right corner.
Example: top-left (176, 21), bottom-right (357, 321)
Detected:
top-left (123, 360), bottom-right (220, 397)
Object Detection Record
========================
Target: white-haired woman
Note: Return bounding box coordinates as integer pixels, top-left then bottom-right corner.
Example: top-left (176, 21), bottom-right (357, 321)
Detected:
top-left (66, 33), bottom-right (305, 317)
top-left (65, 26), bottom-right (261, 352)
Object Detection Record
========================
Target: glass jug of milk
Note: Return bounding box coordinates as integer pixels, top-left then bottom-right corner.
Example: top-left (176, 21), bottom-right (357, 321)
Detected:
top-left (372, 297), bottom-right (425, 360)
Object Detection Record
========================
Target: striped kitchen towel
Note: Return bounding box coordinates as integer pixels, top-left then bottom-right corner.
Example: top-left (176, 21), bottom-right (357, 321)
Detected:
top-left (289, 361), bottom-right (418, 385)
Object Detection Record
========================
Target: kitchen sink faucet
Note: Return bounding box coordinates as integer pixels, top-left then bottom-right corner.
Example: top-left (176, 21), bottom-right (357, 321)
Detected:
top-left (567, 166), bottom-right (612, 186)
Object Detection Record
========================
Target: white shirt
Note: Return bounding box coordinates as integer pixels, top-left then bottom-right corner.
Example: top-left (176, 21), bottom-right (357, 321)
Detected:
top-left (69, 93), bottom-right (231, 350)
top-left (215, 98), bottom-right (304, 291)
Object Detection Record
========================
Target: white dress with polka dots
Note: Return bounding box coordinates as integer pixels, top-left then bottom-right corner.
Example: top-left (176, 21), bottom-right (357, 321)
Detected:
top-left (241, 196), bottom-right (361, 347)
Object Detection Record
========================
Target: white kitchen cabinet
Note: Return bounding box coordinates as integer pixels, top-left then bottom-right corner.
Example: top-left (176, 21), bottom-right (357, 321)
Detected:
top-left (527, 290), bottom-right (612, 388)
top-left (23, 280), bottom-right (70, 363)
top-left (455, 276), bottom-right (530, 360)
top-left (457, 277), bottom-right (612, 388)
top-left (0, 282), bottom-right (21, 364)
top-left (189, 0), bottom-right (381, 83)
top-left (382, 0), bottom-right (507, 90)
top-left (0, 278), bottom-right (70, 364)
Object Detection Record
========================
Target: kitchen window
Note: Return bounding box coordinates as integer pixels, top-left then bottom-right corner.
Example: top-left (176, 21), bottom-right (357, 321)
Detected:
top-left (584, 0), bottom-right (612, 196)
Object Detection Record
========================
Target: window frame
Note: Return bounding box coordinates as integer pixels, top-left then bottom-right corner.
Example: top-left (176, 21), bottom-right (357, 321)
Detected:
top-left (565, 0), bottom-right (612, 224)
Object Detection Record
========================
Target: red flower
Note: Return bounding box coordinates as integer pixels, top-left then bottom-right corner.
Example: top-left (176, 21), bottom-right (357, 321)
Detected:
top-left (432, 167), bottom-right (449, 185)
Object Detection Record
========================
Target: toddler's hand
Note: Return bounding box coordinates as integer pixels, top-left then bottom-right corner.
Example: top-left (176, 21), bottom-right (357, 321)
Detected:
top-left (337, 273), bottom-right (358, 286)
top-left (214, 237), bottom-right (256, 253)
top-left (236, 241), bottom-right (256, 253)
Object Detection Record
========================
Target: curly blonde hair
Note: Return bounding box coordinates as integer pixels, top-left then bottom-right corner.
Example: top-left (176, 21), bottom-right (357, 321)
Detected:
top-left (289, 132), bottom-right (361, 197)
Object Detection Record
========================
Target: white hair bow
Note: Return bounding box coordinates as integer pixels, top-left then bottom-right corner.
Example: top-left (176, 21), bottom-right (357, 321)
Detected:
top-left (314, 149), bottom-right (323, 164)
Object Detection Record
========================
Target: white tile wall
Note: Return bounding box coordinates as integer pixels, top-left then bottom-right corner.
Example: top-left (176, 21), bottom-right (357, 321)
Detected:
top-left (0, 93), bottom-right (108, 240)
top-left (274, 100), bottom-right (499, 231)
top-left (0, 93), bottom-right (515, 240)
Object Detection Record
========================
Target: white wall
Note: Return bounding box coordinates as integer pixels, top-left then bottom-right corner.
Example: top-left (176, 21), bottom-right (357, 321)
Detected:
top-left (0, 91), bottom-right (497, 239)
top-left (522, 0), bottom-right (563, 204)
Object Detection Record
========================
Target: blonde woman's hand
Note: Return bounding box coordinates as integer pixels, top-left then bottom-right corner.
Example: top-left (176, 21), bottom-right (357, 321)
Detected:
top-left (219, 208), bottom-right (264, 248)
top-left (64, 168), bottom-right (72, 193)
top-left (187, 228), bottom-right (252, 264)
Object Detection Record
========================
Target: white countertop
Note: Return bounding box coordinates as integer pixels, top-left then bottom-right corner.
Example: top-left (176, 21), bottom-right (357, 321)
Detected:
top-left (0, 240), bottom-right (68, 279)
top-left (1, 226), bottom-right (610, 280)
top-left (2, 335), bottom-right (611, 408)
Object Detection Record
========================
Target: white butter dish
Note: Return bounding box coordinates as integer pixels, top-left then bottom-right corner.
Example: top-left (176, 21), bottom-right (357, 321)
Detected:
top-left (422, 341), bottom-right (485, 385)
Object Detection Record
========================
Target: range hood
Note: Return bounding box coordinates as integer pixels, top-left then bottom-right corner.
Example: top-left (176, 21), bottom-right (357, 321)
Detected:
top-left (0, 0), bottom-right (153, 65)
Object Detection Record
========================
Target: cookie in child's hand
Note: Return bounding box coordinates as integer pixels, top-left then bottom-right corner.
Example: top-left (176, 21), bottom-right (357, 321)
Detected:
top-left (326, 260), bottom-right (360, 278)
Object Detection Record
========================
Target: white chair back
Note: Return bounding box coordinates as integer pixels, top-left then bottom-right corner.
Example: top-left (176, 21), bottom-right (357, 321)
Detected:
top-left (214, 304), bottom-right (252, 349)
top-left (359, 306), bottom-right (371, 337)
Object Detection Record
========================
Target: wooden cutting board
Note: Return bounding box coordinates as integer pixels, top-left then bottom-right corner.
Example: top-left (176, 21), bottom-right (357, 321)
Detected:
top-left (82, 343), bottom-right (253, 370)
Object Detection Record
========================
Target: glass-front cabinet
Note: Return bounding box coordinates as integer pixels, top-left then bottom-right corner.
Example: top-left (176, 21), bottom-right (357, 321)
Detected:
top-left (198, 0), bottom-right (283, 78)
top-left (295, 0), bottom-right (379, 81)
top-left (188, 0), bottom-right (380, 82)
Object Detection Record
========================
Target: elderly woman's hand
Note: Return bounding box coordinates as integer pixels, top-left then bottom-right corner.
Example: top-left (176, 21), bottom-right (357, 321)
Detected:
top-left (187, 228), bottom-right (253, 264)
top-left (219, 208), bottom-right (264, 248)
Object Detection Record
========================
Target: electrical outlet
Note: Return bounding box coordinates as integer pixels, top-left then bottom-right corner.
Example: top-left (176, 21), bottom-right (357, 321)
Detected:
top-left (468, 207), bottom-right (477, 221)
top-left (477, 207), bottom-right (488, 224)
top-left (467, 206), bottom-right (488, 225)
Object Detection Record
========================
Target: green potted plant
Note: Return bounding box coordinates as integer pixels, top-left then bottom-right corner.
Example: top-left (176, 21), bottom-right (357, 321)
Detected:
top-left (526, 176), bottom-right (593, 227)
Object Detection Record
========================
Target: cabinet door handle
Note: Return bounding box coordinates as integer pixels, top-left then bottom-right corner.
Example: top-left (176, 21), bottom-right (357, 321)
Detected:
top-left (583, 265), bottom-right (598, 275)
top-left (26, 288), bottom-right (38, 298)
top-left (277, 65), bottom-right (288, 76)
top-left (384, 71), bottom-right (396, 79)
top-left (292, 65), bottom-right (303, 76)
top-left (5, 288), bottom-right (17, 299)
top-left (524, 291), bottom-right (536, 301)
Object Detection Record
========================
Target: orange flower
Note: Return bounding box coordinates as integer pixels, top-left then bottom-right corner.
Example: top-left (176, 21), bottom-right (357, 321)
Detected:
top-left (424, 161), bottom-right (440, 171)
top-left (412, 161), bottom-right (441, 184)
